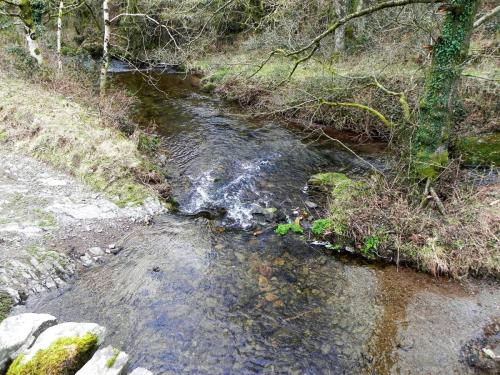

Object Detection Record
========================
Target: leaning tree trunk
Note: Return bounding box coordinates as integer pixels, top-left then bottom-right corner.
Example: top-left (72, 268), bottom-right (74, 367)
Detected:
top-left (18, 0), bottom-right (43, 65)
top-left (57, 0), bottom-right (64, 72)
top-left (413, 0), bottom-right (480, 179)
top-left (99, 0), bottom-right (110, 94)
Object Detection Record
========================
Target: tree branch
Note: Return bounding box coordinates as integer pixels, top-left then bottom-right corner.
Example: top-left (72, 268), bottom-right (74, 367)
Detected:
top-left (252, 0), bottom-right (443, 78)
top-left (474, 5), bottom-right (500, 28)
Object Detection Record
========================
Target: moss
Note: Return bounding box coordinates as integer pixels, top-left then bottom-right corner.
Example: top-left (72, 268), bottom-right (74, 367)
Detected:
top-left (106, 348), bottom-right (120, 368)
top-left (414, 149), bottom-right (449, 179)
top-left (34, 209), bottom-right (57, 228)
top-left (310, 172), bottom-right (366, 235)
top-left (7, 333), bottom-right (98, 375)
top-left (454, 133), bottom-right (500, 166)
top-left (311, 219), bottom-right (333, 236)
top-left (275, 223), bottom-right (303, 236)
top-left (0, 292), bottom-right (13, 323)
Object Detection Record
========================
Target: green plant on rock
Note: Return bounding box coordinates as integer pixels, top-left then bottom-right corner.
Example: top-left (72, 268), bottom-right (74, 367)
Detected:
top-left (106, 348), bottom-right (120, 368)
top-left (0, 292), bottom-right (12, 323)
top-left (7, 333), bottom-right (98, 375)
top-left (361, 235), bottom-right (380, 258)
top-left (275, 223), bottom-right (304, 236)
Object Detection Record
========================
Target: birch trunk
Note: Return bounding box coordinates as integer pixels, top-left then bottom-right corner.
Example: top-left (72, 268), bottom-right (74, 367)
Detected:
top-left (19, 0), bottom-right (43, 64)
top-left (57, 0), bottom-right (64, 72)
top-left (100, 0), bottom-right (110, 94)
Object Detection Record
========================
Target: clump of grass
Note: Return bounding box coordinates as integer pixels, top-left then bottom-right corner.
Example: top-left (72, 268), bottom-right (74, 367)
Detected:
top-left (7, 333), bottom-right (98, 375)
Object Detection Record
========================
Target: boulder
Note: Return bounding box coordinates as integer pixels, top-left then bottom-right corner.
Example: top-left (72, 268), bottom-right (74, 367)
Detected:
top-left (76, 345), bottom-right (129, 375)
top-left (454, 133), bottom-right (500, 166)
top-left (129, 368), bottom-right (154, 375)
top-left (88, 247), bottom-right (105, 257)
top-left (0, 313), bottom-right (57, 371)
top-left (21, 322), bottom-right (106, 363)
top-left (8, 322), bottom-right (106, 374)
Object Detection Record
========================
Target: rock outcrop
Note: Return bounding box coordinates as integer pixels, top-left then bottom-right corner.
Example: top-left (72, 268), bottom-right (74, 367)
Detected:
top-left (0, 313), bottom-right (57, 372)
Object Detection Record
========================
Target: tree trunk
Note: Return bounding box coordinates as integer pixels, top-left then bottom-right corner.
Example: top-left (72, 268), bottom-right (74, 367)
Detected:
top-left (356, 0), bottom-right (367, 35)
top-left (334, 0), bottom-right (348, 51)
top-left (57, 0), bottom-right (64, 73)
top-left (100, 0), bottom-right (110, 94)
top-left (413, 0), bottom-right (480, 179)
top-left (18, 0), bottom-right (43, 65)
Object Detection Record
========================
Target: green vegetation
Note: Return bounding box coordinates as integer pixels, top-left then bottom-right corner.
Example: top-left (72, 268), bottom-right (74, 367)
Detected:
top-left (106, 348), bottom-right (120, 368)
top-left (455, 133), bottom-right (500, 166)
top-left (361, 236), bottom-right (380, 258)
top-left (275, 223), bottom-right (304, 236)
top-left (0, 77), bottom-right (165, 207)
top-left (0, 292), bottom-right (12, 323)
top-left (7, 333), bottom-right (98, 375)
top-left (311, 219), bottom-right (334, 236)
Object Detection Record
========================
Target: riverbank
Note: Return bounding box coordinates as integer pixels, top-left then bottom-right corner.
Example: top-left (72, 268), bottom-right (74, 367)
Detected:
top-left (0, 74), bottom-right (171, 321)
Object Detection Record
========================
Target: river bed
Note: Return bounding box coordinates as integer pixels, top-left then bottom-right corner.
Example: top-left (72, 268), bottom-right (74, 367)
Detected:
top-left (14, 70), bottom-right (500, 374)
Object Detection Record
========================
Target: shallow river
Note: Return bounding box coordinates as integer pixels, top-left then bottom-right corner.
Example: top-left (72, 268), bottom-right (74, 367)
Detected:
top-left (16, 70), bottom-right (500, 374)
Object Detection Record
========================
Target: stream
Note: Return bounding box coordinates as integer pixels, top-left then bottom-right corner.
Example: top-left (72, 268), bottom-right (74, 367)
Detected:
top-left (14, 69), bottom-right (500, 374)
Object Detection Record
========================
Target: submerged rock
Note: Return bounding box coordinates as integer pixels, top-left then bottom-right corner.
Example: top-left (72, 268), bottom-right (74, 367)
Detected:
top-left (189, 207), bottom-right (227, 220)
top-left (305, 200), bottom-right (318, 209)
top-left (76, 345), bottom-right (129, 375)
top-left (0, 313), bottom-right (57, 371)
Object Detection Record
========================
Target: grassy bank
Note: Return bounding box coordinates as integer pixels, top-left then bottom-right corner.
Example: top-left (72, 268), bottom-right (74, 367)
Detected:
top-left (305, 172), bottom-right (499, 278)
top-left (0, 75), bottom-right (169, 207)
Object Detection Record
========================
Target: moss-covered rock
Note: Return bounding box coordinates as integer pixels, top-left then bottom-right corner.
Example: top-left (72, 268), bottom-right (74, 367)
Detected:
top-left (0, 293), bottom-right (12, 323)
top-left (7, 333), bottom-right (98, 375)
top-left (454, 133), bottom-right (500, 166)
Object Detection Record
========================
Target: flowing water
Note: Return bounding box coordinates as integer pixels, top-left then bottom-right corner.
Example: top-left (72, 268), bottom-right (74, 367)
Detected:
top-left (15, 69), bottom-right (500, 374)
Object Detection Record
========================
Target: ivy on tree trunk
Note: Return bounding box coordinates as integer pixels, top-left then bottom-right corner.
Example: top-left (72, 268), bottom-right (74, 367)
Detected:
top-left (413, 0), bottom-right (480, 179)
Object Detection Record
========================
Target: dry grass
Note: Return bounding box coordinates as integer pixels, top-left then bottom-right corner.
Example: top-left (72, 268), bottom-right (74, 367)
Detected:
top-left (0, 74), bottom-right (168, 207)
top-left (337, 171), bottom-right (499, 278)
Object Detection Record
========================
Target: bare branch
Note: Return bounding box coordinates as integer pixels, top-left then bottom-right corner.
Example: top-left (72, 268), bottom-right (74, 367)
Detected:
top-left (109, 13), bottom-right (180, 50)
top-left (474, 5), bottom-right (500, 28)
top-left (252, 0), bottom-right (443, 78)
